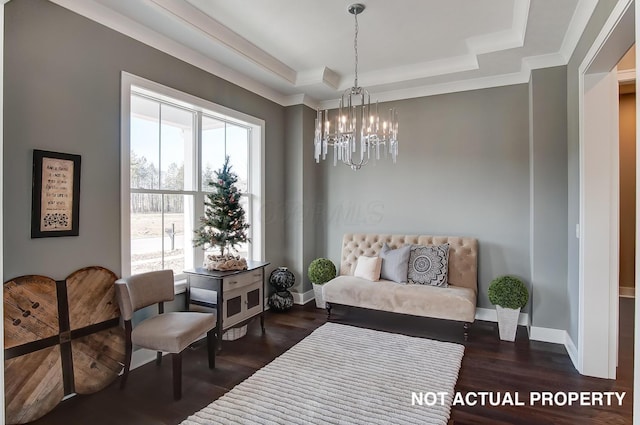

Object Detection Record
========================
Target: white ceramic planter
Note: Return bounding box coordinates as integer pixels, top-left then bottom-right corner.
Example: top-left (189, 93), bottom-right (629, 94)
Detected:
top-left (312, 283), bottom-right (326, 308)
top-left (496, 305), bottom-right (520, 342)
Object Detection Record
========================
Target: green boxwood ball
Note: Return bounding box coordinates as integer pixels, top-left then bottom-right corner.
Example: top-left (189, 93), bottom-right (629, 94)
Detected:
top-left (488, 275), bottom-right (529, 309)
top-left (308, 258), bottom-right (336, 285)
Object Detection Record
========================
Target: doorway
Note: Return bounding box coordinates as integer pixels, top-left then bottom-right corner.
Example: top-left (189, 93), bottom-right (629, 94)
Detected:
top-left (578, 0), bottom-right (634, 380)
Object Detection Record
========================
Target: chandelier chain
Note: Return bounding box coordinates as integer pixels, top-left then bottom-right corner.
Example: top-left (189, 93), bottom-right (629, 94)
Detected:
top-left (354, 11), bottom-right (359, 88)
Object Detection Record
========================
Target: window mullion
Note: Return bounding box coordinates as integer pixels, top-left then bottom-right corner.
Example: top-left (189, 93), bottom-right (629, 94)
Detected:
top-left (158, 102), bottom-right (162, 190)
top-left (194, 112), bottom-right (203, 268)
top-left (161, 195), bottom-right (165, 269)
top-left (196, 112), bottom-right (202, 191)
top-left (130, 188), bottom-right (197, 195)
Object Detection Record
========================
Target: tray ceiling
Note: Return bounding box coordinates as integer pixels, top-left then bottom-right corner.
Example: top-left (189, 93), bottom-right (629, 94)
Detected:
top-left (51, 0), bottom-right (598, 107)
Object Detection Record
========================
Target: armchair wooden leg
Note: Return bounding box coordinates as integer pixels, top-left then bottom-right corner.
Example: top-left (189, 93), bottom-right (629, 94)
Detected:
top-left (463, 322), bottom-right (471, 341)
top-left (121, 321), bottom-right (133, 389)
top-left (172, 352), bottom-right (182, 400)
top-left (207, 329), bottom-right (216, 369)
top-left (326, 302), bottom-right (332, 319)
top-left (156, 351), bottom-right (162, 366)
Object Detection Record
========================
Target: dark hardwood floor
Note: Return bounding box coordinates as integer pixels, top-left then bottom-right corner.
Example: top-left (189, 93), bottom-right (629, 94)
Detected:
top-left (30, 299), bottom-right (633, 425)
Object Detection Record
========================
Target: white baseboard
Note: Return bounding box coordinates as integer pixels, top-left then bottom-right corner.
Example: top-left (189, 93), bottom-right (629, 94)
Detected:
top-left (620, 286), bottom-right (635, 298)
top-left (529, 326), bottom-right (566, 344)
top-left (526, 327), bottom-right (580, 373)
top-left (292, 289), bottom-right (315, 305)
top-left (475, 307), bottom-right (529, 326)
top-left (565, 333), bottom-right (579, 371)
top-left (477, 308), bottom-right (579, 372)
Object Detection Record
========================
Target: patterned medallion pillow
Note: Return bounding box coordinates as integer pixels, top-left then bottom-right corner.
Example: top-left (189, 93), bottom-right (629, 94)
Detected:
top-left (379, 243), bottom-right (411, 283)
top-left (407, 243), bottom-right (450, 287)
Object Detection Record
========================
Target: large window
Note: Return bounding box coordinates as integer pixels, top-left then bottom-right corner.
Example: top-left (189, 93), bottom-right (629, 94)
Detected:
top-left (121, 73), bottom-right (264, 280)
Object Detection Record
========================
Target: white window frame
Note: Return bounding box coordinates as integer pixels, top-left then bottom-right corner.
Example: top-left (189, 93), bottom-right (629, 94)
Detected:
top-left (120, 72), bottom-right (265, 282)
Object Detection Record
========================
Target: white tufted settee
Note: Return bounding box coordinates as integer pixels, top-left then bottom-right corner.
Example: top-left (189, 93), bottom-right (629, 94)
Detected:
top-left (322, 233), bottom-right (478, 339)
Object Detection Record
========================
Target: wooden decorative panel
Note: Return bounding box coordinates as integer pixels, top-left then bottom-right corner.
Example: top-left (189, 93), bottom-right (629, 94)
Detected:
top-left (4, 267), bottom-right (124, 424)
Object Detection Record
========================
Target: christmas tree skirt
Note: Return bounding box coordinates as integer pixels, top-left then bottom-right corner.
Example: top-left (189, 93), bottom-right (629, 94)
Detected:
top-left (204, 254), bottom-right (248, 271)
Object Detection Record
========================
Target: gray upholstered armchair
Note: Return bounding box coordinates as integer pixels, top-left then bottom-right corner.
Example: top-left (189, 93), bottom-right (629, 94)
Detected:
top-left (114, 270), bottom-right (217, 400)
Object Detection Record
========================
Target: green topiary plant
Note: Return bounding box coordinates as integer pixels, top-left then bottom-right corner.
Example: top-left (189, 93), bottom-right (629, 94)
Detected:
top-left (308, 258), bottom-right (336, 285)
top-left (488, 275), bottom-right (529, 310)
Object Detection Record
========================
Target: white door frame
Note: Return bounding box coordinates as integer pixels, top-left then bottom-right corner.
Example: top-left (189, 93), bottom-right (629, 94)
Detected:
top-left (635, 2), bottom-right (640, 422)
top-left (580, 69), bottom-right (620, 378)
top-left (577, 0), bottom-right (634, 380)
top-left (0, 1), bottom-right (6, 421)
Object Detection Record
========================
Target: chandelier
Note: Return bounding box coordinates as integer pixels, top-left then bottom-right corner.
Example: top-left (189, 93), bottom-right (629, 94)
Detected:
top-left (313, 3), bottom-right (399, 171)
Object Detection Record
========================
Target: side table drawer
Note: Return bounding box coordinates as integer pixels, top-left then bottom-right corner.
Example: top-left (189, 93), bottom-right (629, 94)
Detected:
top-left (223, 269), bottom-right (263, 291)
top-left (189, 275), bottom-right (219, 291)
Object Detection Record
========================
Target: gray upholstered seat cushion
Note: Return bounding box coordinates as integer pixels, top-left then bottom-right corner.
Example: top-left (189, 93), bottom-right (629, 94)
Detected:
top-left (132, 312), bottom-right (216, 353)
top-left (323, 275), bottom-right (477, 323)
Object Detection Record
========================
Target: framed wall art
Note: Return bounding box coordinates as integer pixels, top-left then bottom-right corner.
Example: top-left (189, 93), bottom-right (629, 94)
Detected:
top-left (31, 149), bottom-right (81, 238)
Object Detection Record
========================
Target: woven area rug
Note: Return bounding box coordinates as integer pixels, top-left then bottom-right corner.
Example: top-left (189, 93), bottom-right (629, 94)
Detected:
top-left (180, 323), bottom-right (464, 425)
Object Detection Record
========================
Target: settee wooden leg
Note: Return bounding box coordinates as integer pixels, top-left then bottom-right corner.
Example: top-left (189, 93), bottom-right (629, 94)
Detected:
top-left (463, 322), bottom-right (471, 341)
top-left (326, 302), bottom-right (332, 319)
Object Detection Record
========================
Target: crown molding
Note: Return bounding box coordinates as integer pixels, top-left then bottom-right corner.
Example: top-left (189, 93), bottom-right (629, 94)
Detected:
top-left (296, 67), bottom-right (340, 90)
top-left (349, 55), bottom-right (479, 91)
top-left (617, 68), bottom-right (636, 83)
top-left (317, 50), bottom-right (568, 109)
top-left (48, 0), bottom-right (289, 106)
top-left (318, 70), bottom-right (530, 109)
top-left (318, 50), bottom-right (565, 109)
top-left (522, 52), bottom-right (567, 71)
top-left (559, 0), bottom-right (599, 62)
top-left (466, 0), bottom-right (530, 54)
top-left (282, 94), bottom-right (320, 109)
top-left (47, 0), bottom-right (598, 109)
top-left (334, 0), bottom-right (529, 91)
top-left (148, 0), bottom-right (297, 83)
top-left (148, 0), bottom-right (533, 96)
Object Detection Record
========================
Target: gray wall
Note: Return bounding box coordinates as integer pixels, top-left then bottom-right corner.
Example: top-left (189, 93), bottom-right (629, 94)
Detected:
top-left (529, 66), bottom-right (568, 329)
top-left (284, 105), bottom-right (304, 287)
top-left (301, 105), bottom-right (322, 293)
top-left (3, 0), bottom-right (286, 281)
top-left (283, 104), bottom-right (321, 294)
top-left (321, 85), bottom-right (531, 309)
top-left (566, 0), bottom-right (618, 344)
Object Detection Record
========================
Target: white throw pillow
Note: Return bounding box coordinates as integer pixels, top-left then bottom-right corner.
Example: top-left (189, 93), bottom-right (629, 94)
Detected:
top-left (354, 256), bottom-right (382, 281)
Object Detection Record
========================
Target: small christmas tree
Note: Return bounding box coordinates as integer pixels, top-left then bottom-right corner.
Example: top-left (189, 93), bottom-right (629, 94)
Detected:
top-left (193, 156), bottom-right (250, 270)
